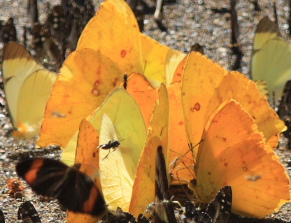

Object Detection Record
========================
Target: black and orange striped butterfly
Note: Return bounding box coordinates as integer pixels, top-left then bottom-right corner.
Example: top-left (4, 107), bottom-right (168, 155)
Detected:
top-left (16, 158), bottom-right (107, 217)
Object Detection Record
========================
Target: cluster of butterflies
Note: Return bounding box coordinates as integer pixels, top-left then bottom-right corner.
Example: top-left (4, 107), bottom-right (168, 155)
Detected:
top-left (1, 0), bottom-right (291, 222)
top-left (15, 146), bottom-right (233, 222)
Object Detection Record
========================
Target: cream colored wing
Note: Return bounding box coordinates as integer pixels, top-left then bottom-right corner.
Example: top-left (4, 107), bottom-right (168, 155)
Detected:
top-left (2, 42), bottom-right (45, 126)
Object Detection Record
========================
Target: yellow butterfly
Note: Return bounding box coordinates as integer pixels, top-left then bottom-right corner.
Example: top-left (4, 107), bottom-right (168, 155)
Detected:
top-left (37, 48), bottom-right (122, 147)
top-left (251, 17), bottom-right (291, 102)
top-left (2, 42), bottom-right (57, 139)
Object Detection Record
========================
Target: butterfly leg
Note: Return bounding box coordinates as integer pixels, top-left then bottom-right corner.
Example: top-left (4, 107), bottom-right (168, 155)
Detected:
top-left (102, 150), bottom-right (111, 160)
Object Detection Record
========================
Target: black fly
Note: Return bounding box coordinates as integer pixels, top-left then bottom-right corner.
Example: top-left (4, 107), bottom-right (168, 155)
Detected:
top-left (98, 140), bottom-right (120, 159)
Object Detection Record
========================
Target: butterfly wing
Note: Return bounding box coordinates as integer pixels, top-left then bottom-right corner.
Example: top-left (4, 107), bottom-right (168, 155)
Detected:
top-left (192, 100), bottom-right (289, 218)
top-left (16, 158), bottom-right (107, 217)
top-left (126, 73), bottom-right (157, 128)
top-left (99, 113), bottom-right (118, 149)
top-left (252, 17), bottom-right (282, 52)
top-left (167, 82), bottom-right (194, 184)
top-left (206, 71), bottom-right (285, 147)
top-left (140, 34), bottom-right (186, 86)
top-left (130, 84), bottom-right (169, 217)
top-left (185, 202), bottom-right (212, 223)
top-left (185, 186), bottom-right (232, 223)
top-left (67, 119), bottom-right (103, 222)
top-left (64, 88), bottom-right (146, 211)
top-left (206, 186), bottom-right (232, 223)
top-left (77, 0), bottom-right (143, 74)
top-left (37, 48), bottom-right (122, 148)
top-left (2, 42), bottom-right (50, 130)
top-left (18, 201), bottom-right (41, 223)
top-left (127, 74), bottom-right (192, 183)
top-left (98, 90), bottom-right (146, 211)
top-left (154, 146), bottom-right (177, 223)
top-left (251, 17), bottom-right (291, 100)
top-left (15, 69), bottom-right (56, 138)
top-left (181, 52), bottom-right (228, 159)
top-left (0, 208), bottom-right (4, 223)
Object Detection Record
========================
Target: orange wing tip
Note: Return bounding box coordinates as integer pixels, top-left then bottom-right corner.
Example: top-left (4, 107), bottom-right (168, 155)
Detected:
top-left (13, 122), bottom-right (39, 140)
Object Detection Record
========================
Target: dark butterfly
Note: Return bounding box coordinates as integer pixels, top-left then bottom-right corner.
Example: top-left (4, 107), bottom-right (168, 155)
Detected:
top-left (45, 5), bottom-right (66, 45)
top-left (230, 0), bottom-right (242, 70)
top-left (278, 80), bottom-right (291, 149)
top-left (190, 43), bottom-right (204, 54)
top-left (1, 17), bottom-right (17, 44)
top-left (31, 23), bottom-right (62, 71)
top-left (152, 146), bottom-right (177, 223)
top-left (103, 207), bottom-right (150, 223)
top-left (16, 158), bottom-right (107, 217)
top-left (250, 0), bottom-right (261, 12)
top-left (18, 201), bottom-right (41, 223)
top-left (185, 186), bottom-right (232, 223)
top-left (0, 208), bottom-right (4, 223)
top-left (27, 0), bottom-right (39, 27)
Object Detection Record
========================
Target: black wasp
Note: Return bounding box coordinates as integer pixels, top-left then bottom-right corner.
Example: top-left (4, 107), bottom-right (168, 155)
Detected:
top-left (98, 140), bottom-right (120, 159)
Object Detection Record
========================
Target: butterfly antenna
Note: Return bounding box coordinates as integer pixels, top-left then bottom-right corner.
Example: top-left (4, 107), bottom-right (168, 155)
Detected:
top-left (170, 140), bottom-right (203, 169)
top-left (171, 162), bottom-right (195, 183)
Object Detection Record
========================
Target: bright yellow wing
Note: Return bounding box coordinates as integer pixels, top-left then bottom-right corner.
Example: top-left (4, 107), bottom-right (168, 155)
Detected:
top-left (140, 33), bottom-right (186, 86)
top-left (88, 88), bottom-right (146, 211)
top-left (130, 84), bottom-right (169, 217)
top-left (77, 0), bottom-right (143, 74)
top-left (37, 48), bottom-right (122, 148)
top-left (192, 99), bottom-right (290, 218)
top-left (251, 17), bottom-right (291, 100)
top-left (181, 52), bottom-right (228, 159)
top-left (2, 41), bottom-right (57, 139)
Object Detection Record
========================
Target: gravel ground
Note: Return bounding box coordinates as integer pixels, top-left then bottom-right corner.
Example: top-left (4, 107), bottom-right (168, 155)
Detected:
top-left (0, 0), bottom-right (291, 222)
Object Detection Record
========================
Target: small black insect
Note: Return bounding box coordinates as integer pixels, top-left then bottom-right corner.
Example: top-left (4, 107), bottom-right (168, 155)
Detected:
top-left (123, 74), bottom-right (128, 90)
top-left (98, 140), bottom-right (120, 159)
